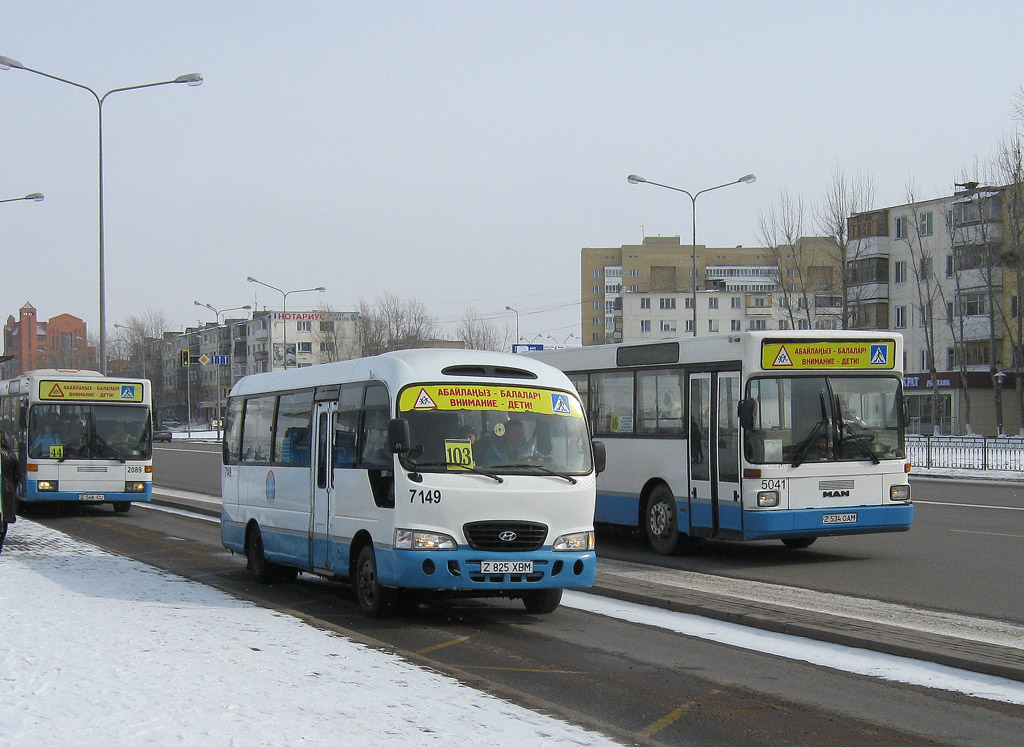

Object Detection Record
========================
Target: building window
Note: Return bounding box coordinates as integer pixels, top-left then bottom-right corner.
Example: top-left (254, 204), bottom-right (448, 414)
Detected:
top-left (592, 318), bottom-right (602, 326)
top-left (708, 319), bottom-right (719, 332)
top-left (895, 216), bottom-right (908, 239)
top-left (920, 211), bottom-right (933, 236)
top-left (629, 285), bottom-right (639, 292)
top-left (708, 297), bottom-right (718, 309)
top-left (593, 301), bottom-right (602, 310)
top-left (731, 319), bottom-right (741, 331)
top-left (779, 320), bottom-right (790, 330)
top-left (919, 257), bottom-right (932, 279)
top-left (894, 261), bottom-right (907, 283)
top-left (593, 285), bottom-right (601, 295)
top-left (659, 298), bottom-right (676, 310)
top-left (895, 306), bottom-right (906, 328)
top-left (661, 320), bottom-right (677, 332)
top-left (685, 319), bottom-right (694, 332)
top-left (957, 291), bottom-right (989, 316)
top-left (319, 321), bottom-right (334, 332)
top-left (640, 320), bottom-right (652, 332)
top-left (592, 333), bottom-right (602, 343)
top-left (731, 297), bottom-right (741, 309)
top-left (629, 269), bottom-right (639, 278)
top-left (296, 321), bottom-right (312, 333)
top-left (684, 297), bottom-right (694, 309)
top-left (945, 254), bottom-right (954, 278)
top-left (640, 297), bottom-right (651, 309)
top-left (749, 320), bottom-right (766, 330)
top-left (593, 269), bottom-right (602, 278)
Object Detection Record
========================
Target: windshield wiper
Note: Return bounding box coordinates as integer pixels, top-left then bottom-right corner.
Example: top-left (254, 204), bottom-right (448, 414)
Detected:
top-left (792, 392), bottom-right (830, 468)
top-left (489, 464), bottom-right (577, 484)
top-left (838, 420), bottom-right (880, 464)
top-left (404, 460), bottom-right (503, 484)
top-left (95, 435), bottom-right (126, 464)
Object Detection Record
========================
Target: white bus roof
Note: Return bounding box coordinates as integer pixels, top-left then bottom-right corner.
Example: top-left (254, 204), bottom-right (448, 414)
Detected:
top-left (228, 348), bottom-right (576, 398)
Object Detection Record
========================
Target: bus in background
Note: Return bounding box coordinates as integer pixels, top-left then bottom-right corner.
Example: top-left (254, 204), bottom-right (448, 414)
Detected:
top-left (221, 349), bottom-right (603, 617)
top-left (0, 369), bottom-right (154, 513)
top-left (530, 331), bottom-right (912, 554)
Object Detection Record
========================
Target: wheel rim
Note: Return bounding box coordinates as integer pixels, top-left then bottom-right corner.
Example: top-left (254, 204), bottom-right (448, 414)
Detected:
top-left (358, 556), bottom-right (377, 606)
top-left (649, 500), bottom-right (670, 537)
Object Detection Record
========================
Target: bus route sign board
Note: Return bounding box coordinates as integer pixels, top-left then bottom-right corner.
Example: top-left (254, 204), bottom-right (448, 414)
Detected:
top-left (761, 341), bottom-right (895, 370)
top-left (38, 380), bottom-right (144, 402)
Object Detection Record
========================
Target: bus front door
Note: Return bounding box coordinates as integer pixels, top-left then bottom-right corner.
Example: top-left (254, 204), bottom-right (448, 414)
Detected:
top-left (688, 371), bottom-right (743, 539)
top-left (311, 402), bottom-right (336, 571)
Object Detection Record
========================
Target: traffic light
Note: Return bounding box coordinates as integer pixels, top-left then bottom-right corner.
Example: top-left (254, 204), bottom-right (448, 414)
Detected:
top-left (180, 349), bottom-right (190, 367)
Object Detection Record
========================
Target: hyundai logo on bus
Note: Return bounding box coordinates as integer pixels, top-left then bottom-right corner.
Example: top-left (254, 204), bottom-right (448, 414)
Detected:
top-left (499, 531), bottom-right (517, 542)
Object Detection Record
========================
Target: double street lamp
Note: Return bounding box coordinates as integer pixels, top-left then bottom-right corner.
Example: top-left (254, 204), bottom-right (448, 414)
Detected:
top-left (627, 173), bottom-right (756, 336)
top-left (1, 192), bottom-right (44, 204)
top-left (1, 54), bottom-right (203, 374)
top-left (194, 302), bottom-right (252, 438)
top-left (246, 277), bottom-right (325, 370)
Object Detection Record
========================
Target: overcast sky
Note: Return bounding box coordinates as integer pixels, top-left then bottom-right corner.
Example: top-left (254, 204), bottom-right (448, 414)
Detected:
top-left (3, 1), bottom-right (1023, 344)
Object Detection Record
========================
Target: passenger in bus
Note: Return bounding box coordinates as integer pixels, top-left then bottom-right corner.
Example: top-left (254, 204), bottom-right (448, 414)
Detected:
top-left (479, 419), bottom-right (539, 464)
top-left (30, 420), bottom-right (62, 457)
top-left (456, 424), bottom-right (477, 443)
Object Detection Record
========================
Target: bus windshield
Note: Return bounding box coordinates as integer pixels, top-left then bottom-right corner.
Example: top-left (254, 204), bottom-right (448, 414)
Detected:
top-left (743, 375), bottom-right (905, 465)
top-left (29, 404), bottom-right (152, 460)
top-left (397, 385), bottom-right (593, 476)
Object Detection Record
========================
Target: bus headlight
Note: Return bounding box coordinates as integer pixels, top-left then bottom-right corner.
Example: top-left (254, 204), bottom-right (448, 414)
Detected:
top-left (553, 530), bottom-right (595, 551)
top-left (394, 529), bottom-right (457, 550)
top-left (125, 482), bottom-right (147, 493)
top-left (37, 480), bottom-right (58, 492)
top-left (757, 490), bottom-right (780, 507)
top-left (890, 485), bottom-right (911, 502)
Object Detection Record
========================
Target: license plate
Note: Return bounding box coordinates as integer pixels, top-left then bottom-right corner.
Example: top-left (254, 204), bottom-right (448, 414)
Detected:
top-left (480, 560), bottom-right (533, 574)
top-left (822, 512), bottom-right (857, 524)
top-left (78, 494), bottom-right (105, 502)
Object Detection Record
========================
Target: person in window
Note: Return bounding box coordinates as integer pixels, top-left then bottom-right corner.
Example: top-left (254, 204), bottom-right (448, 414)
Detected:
top-left (31, 420), bottom-right (62, 457)
top-left (841, 404), bottom-right (868, 429)
top-left (456, 424), bottom-right (477, 444)
top-left (805, 433), bottom-right (831, 460)
top-left (480, 419), bottom-right (539, 464)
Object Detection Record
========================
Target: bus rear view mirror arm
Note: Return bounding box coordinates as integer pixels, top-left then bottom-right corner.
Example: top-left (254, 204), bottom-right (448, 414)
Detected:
top-left (388, 418), bottom-right (412, 454)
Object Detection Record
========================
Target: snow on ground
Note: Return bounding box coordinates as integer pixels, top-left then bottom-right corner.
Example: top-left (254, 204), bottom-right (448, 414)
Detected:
top-left (0, 519), bottom-right (615, 746)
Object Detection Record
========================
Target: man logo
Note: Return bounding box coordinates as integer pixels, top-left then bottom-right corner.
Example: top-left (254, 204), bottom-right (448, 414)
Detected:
top-left (823, 490), bottom-right (851, 498)
top-left (498, 531), bottom-right (517, 542)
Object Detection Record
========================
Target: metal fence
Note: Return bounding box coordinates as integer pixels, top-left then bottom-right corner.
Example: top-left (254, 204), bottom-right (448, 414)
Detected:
top-left (906, 436), bottom-right (1024, 471)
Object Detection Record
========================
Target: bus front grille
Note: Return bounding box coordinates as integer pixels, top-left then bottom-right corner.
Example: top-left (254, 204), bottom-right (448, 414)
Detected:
top-left (463, 521), bottom-right (547, 552)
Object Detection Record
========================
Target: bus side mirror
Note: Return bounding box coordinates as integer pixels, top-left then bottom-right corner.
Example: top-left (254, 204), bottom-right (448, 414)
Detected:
top-left (901, 399), bottom-right (910, 427)
top-left (18, 404), bottom-right (27, 430)
top-left (592, 440), bottom-right (606, 475)
top-left (738, 399), bottom-right (757, 430)
top-left (387, 418), bottom-right (412, 454)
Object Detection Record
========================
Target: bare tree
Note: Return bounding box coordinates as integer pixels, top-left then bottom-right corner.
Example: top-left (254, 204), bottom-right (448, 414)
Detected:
top-left (936, 202), bottom-right (975, 433)
top-left (116, 308), bottom-right (170, 378)
top-left (899, 183), bottom-right (944, 432)
top-left (312, 302), bottom-right (360, 363)
top-left (816, 165), bottom-right (876, 329)
top-left (357, 293), bottom-right (439, 356)
top-left (456, 308), bottom-right (513, 352)
top-left (993, 130), bottom-right (1024, 433)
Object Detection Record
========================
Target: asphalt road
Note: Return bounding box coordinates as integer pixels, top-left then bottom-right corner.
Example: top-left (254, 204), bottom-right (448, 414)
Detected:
top-left (28, 502), bottom-right (1024, 746)
top-left (152, 441), bottom-right (1024, 626)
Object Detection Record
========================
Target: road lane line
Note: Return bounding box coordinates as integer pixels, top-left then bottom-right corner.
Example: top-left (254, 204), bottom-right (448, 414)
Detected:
top-left (915, 500), bottom-right (1024, 511)
top-left (639, 704), bottom-right (691, 737)
top-left (415, 636), bottom-right (471, 655)
top-left (950, 529), bottom-right (1024, 539)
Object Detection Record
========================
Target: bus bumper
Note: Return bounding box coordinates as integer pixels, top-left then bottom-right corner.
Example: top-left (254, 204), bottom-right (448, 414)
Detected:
top-left (742, 503), bottom-right (914, 540)
top-left (25, 481), bottom-right (152, 505)
top-left (378, 546), bottom-right (597, 591)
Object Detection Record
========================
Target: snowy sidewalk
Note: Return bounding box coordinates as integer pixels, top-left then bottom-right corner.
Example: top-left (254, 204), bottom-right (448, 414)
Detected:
top-left (0, 519), bottom-right (614, 746)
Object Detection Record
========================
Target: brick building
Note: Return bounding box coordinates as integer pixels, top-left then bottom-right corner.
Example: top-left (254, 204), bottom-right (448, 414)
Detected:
top-left (2, 302), bottom-right (96, 377)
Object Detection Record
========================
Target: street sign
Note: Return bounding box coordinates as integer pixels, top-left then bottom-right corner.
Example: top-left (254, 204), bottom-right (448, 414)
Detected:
top-left (513, 344), bottom-right (544, 354)
top-left (211, 355), bottom-right (229, 365)
top-left (197, 354), bottom-right (210, 365)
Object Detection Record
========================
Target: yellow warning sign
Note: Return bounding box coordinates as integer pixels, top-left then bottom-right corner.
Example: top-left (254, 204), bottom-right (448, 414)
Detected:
top-left (399, 385), bottom-right (583, 417)
top-left (38, 380), bottom-right (144, 402)
top-left (761, 341), bottom-right (895, 370)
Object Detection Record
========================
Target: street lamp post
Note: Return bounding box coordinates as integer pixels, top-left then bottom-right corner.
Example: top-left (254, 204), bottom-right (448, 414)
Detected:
top-left (194, 301), bottom-right (252, 438)
top-left (0, 192), bottom-right (44, 204)
top-left (246, 277), bottom-right (325, 370)
top-left (628, 173), bottom-right (756, 336)
top-left (994, 370), bottom-right (1007, 437)
top-left (1, 54), bottom-right (203, 374)
top-left (505, 306), bottom-right (520, 347)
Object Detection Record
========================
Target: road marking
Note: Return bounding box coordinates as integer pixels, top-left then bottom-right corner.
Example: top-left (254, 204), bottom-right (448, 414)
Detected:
top-left (915, 500), bottom-right (1024, 511)
top-left (455, 665), bottom-right (583, 674)
top-left (415, 636), bottom-right (470, 655)
top-left (639, 704), bottom-right (691, 737)
top-left (950, 529), bottom-right (1024, 539)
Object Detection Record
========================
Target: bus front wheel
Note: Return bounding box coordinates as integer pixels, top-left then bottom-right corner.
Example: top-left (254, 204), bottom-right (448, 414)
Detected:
top-left (522, 588), bottom-right (562, 614)
top-left (781, 537), bottom-right (816, 549)
top-left (645, 485), bottom-right (680, 555)
top-left (113, 502), bottom-right (131, 514)
top-left (356, 545), bottom-right (393, 618)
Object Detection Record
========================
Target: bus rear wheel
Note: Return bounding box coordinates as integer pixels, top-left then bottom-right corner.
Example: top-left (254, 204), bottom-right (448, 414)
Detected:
top-left (782, 537), bottom-right (816, 549)
top-left (245, 526), bottom-right (275, 583)
top-left (113, 502), bottom-right (131, 514)
top-left (645, 485), bottom-right (680, 555)
top-left (356, 545), bottom-right (394, 618)
top-left (522, 588), bottom-right (562, 614)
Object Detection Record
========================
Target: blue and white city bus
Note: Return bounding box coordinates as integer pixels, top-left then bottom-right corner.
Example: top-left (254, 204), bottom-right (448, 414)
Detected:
top-left (220, 349), bottom-right (603, 617)
top-left (531, 331), bottom-right (912, 554)
top-left (0, 369), bottom-right (154, 513)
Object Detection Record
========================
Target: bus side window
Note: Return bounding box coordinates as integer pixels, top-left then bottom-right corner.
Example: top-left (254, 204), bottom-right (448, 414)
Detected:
top-left (334, 384), bottom-right (362, 468)
top-left (361, 384), bottom-right (394, 508)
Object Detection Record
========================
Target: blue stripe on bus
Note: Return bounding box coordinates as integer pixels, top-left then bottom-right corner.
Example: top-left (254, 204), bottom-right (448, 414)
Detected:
top-left (742, 503), bottom-right (914, 539)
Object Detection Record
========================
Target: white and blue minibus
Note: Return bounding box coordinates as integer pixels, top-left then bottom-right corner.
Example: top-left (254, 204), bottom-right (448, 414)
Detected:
top-left (0, 369), bottom-right (154, 513)
top-left (531, 331), bottom-right (912, 554)
top-left (220, 349), bottom-right (603, 617)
